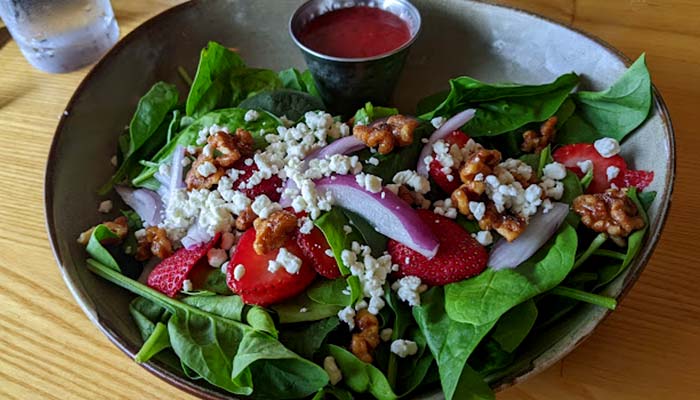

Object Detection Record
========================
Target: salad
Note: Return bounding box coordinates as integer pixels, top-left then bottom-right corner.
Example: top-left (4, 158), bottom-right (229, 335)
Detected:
top-left (79, 42), bottom-right (656, 400)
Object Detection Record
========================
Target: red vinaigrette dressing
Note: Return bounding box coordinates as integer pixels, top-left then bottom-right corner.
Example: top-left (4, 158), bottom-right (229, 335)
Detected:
top-left (298, 6), bottom-right (411, 58)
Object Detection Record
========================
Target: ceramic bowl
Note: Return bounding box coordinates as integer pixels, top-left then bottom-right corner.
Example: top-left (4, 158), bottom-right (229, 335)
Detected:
top-left (45, 0), bottom-right (675, 398)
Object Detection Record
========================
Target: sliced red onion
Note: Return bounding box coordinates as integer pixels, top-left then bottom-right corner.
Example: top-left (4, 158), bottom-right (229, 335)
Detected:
top-left (181, 224), bottom-right (212, 250)
top-left (488, 202), bottom-right (570, 270)
top-left (169, 145), bottom-right (186, 192)
top-left (304, 136), bottom-right (365, 166)
top-left (115, 186), bottom-right (163, 227)
top-left (314, 175), bottom-right (439, 258)
top-left (416, 109), bottom-right (476, 176)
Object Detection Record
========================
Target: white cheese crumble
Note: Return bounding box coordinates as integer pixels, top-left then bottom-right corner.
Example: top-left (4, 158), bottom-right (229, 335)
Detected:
top-left (367, 157), bottom-right (380, 166)
top-left (267, 247), bottom-right (302, 275)
top-left (338, 306), bottom-right (356, 330)
top-left (393, 170), bottom-right (431, 194)
top-left (472, 230), bottom-right (493, 246)
top-left (430, 116), bottom-right (446, 129)
top-left (233, 264), bottom-right (246, 281)
top-left (251, 195), bottom-right (281, 219)
top-left (606, 165), bottom-right (621, 181)
top-left (354, 299), bottom-right (368, 311)
top-left (220, 261), bottom-right (230, 275)
top-left (340, 242), bottom-right (396, 315)
top-left (182, 279), bottom-right (193, 292)
top-left (244, 109), bottom-right (260, 122)
top-left (355, 173), bottom-right (383, 193)
top-left (543, 162), bottom-right (567, 180)
top-left (323, 356), bottom-right (343, 385)
top-left (594, 137), bottom-right (621, 158)
top-left (469, 201), bottom-right (486, 221)
top-left (343, 225), bottom-right (353, 234)
top-left (391, 276), bottom-right (425, 306)
top-left (390, 339), bottom-right (418, 358)
top-left (98, 200), bottom-right (113, 214)
top-left (433, 198), bottom-right (458, 219)
top-left (577, 160), bottom-right (593, 174)
top-left (299, 307), bottom-right (308, 313)
top-left (197, 161), bottom-right (217, 177)
top-left (380, 328), bottom-right (393, 342)
top-left (207, 248), bottom-right (228, 268)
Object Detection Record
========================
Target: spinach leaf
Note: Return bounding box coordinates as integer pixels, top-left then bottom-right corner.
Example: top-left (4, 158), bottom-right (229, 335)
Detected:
top-left (574, 55), bottom-right (652, 141)
top-left (129, 296), bottom-right (168, 340)
top-left (549, 286), bottom-right (617, 310)
top-left (489, 299), bottom-right (538, 353)
top-left (639, 190), bottom-right (657, 211)
top-left (560, 171), bottom-right (583, 226)
top-left (134, 321), bottom-right (171, 363)
top-left (181, 295), bottom-right (244, 320)
top-left (359, 122), bottom-right (434, 181)
top-left (554, 97), bottom-right (577, 128)
top-left (229, 68), bottom-right (281, 106)
top-left (344, 210), bottom-right (388, 257)
top-left (279, 68), bottom-right (322, 98)
top-left (238, 89), bottom-right (325, 121)
top-left (131, 108), bottom-right (281, 187)
top-left (312, 386), bottom-right (354, 400)
top-left (307, 279), bottom-right (351, 307)
top-left (128, 82), bottom-right (179, 155)
top-left (246, 306), bottom-right (279, 338)
top-left (470, 339), bottom-right (514, 378)
top-left (186, 42), bottom-right (245, 116)
top-left (353, 102), bottom-right (399, 125)
top-left (327, 345), bottom-right (398, 400)
top-left (445, 224), bottom-right (578, 325)
top-left (279, 317), bottom-right (340, 359)
top-left (272, 292), bottom-right (343, 323)
top-left (87, 259), bottom-right (328, 397)
top-left (556, 112), bottom-right (600, 144)
top-left (412, 288), bottom-right (495, 400)
top-left (86, 225), bottom-right (121, 272)
top-left (300, 70), bottom-right (322, 98)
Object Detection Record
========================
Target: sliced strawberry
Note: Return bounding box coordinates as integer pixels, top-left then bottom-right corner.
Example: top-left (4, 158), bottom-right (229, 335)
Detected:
top-left (552, 143), bottom-right (628, 194)
top-left (428, 131), bottom-right (470, 194)
top-left (296, 228), bottom-right (342, 279)
top-left (147, 234), bottom-right (220, 297)
top-left (612, 169), bottom-right (654, 191)
top-left (389, 209), bottom-right (488, 286)
top-left (227, 228), bottom-right (316, 306)
top-left (232, 159), bottom-right (283, 201)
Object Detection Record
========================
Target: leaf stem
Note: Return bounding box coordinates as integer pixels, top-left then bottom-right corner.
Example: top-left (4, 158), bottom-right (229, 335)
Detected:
top-left (592, 249), bottom-right (626, 261)
top-left (573, 233), bottom-right (607, 269)
top-left (134, 321), bottom-right (168, 363)
top-left (550, 286), bottom-right (617, 310)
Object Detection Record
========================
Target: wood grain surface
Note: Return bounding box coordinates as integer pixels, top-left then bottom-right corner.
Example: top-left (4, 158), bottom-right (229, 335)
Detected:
top-left (0, 1), bottom-right (698, 399)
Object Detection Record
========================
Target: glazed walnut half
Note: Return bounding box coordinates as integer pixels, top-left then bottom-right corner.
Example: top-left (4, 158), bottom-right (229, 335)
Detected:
top-left (573, 188), bottom-right (645, 241)
top-left (350, 310), bottom-right (380, 363)
top-left (185, 129), bottom-right (255, 190)
top-left (135, 226), bottom-right (173, 261)
top-left (353, 114), bottom-right (419, 155)
top-left (522, 116), bottom-right (557, 153)
top-left (253, 210), bottom-right (298, 255)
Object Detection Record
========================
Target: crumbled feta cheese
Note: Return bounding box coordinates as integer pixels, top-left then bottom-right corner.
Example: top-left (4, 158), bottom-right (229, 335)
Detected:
top-left (324, 249), bottom-right (334, 257)
top-left (594, 137), bottom-right (621, 158)
top-left (447, 175), bottom-right (454, 182)
top-left (390, 339), bottom-right (418, 358)
top-left (391, 276), bottom-right (425, 306)
top-left (577, 160), bottom-right (593, 174)
top-left (98, 200), bottom-right (113, 213)
top-left (182, 279), bottom-right (193, 292)
top-left (343, 225), bottom-right (353, 234)
top-left (354, 300), bottom-right (368, 311)
top-left (355, 173), bottom-right (383, 193)
top-left (540, 178), bottom-right (564, 200)
top-left (221, 261), bottom-right (230, 274)
top-left (197, 161), bottom-right (217, 177)
top-left (244, 158), bottom-right (254, 166)
top-left (474, 173), bottom-right (484, 182)
top-left (543, 162), bottom-right (567, 180)
top-left (606, 165), bottom-right (620, 181)
top-left (341, 243), bottom-right (394, 315)
top-left (472, 231), bottom-right (493, 246)
top-left (338, 306), bottom-right (356, 330)
top-left (433, 199), bottom-right (457, 219)
top-left (110, 155), bottom-right (118, 167)
top-left (207, 248), bottom-right (228, 268)
top-left (541, 198), bottom-right (554, 214)
top-left (134, 228), bottom-right (146, 240)
top-left (233, 264), bottom-right (246, 281)
top-left (469, 201), bottom-right (486, 221)
top-left (181, 157), bottom-right (192, 167)
top-left (186, 145), bottom-right (197, 155)
top-left (274, 247), bottom-right (302, 274)
top-left (393, 170), bottom-right (431, 194)
top-left (202, 144), bottom-right (214, 157)
top-left (380, 328), bottom-right (393, 342)
top-left (244, 109), bottom-right (260, 122)
top-left (323, 356), bottom-right (343, 385)
top-left (367, 157), bottom-right (380, 166)
top-left (430, 116), bottom-right (446, 129)
top-left (251, 195), bottom-right (281, 219)
top-left (299, 307), bottom-right (308, 313)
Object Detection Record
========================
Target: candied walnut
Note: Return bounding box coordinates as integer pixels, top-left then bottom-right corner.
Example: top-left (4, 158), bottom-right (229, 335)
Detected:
top-left (253, 210), bottom-right (298, 255)
top-left (235, 206), bottom-right (257, 231)
top-left (521, 116), bottom-right (557, 153)
top-left (353, 114), bottom-right (419, 155)
top-left (350, 310), bottom-right (380, 363)
top-left (185, 155), bottom-right (225, 190)
top-left (208, 129), bottom-right (254, 168)
top-left (478, 203), bottom-right (526, 242)
top-left (573, 188), bottom-right (645, 240)
top-left (459, 149), bottom-right (502, 184)
top-left (451, 185), bottom-right (472, 216)
top-left (135, 227), bottom-right (173, 261)
top-left (77, 216), bottom-right (128, 245)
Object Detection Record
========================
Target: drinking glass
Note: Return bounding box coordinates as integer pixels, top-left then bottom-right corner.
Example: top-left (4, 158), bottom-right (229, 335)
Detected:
top-left (0, 0), bottom-right (119, 73)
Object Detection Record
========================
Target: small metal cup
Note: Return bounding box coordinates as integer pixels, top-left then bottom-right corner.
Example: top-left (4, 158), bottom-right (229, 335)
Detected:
top-left (290, 0), bottom-right (421, 116)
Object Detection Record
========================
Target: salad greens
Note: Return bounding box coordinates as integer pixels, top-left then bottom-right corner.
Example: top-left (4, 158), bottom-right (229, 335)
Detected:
top-left (85, 42), bottom-right (657, 400)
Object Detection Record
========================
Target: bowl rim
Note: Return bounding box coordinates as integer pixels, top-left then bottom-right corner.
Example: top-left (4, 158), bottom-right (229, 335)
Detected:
top-left (44, 0), bottom-right (676, 399)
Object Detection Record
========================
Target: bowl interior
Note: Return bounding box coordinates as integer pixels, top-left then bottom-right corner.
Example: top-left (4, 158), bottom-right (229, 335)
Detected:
top-left (45, 0), bottom-right (674, 398)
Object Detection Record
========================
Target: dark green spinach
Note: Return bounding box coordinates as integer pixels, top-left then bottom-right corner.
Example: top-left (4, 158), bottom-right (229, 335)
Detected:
top-left (238, 89), bottom-right (325, 121)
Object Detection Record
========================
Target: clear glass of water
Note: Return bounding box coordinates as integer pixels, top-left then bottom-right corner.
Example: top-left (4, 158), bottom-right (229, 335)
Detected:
top-left (0, 0), bottom-right (119, 73)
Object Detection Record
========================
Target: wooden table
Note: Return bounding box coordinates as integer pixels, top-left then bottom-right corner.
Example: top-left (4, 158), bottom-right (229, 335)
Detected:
top-left (1, 1), bottom-right (697, 399)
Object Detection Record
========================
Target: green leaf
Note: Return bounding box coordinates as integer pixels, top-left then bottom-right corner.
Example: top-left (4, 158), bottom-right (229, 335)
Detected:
top-left (129, 297), bottom-right (168, 341)
top-left (490, 299), bottom-right (538, 353)
top-left (129, 82), bottom-right (180, 155)
top-left (412, 288), bottom-right (495, 400)
top-left (327, 345), bottom-right (398, 400)
top-left (359, 122), bottom-right (434, 181)
top-left (238, 89), bottom-right (325, 121)
top-left (279, 68), bottom-right (322, 98)
top-left (314, 208), bottom-right (362, 277)
top-left (278, 317), bottom-right (340, 359)
top-left (246, 306), bottom-right (279, 338)
top-left (344, 210), bottom-right (388, 258)
top-left (638, 190), bottom-right (657, 211)
top-left (560, 171), bottom-right (583, 226)
top-left (312, 386), bottom-right (354, 400)
top-left (445, 224), bottom-right (578, 325)
top-left (549, 286), bottom-right (617, 310)
top-left (181, 295), bottom-right (244, 321)
top-left (229, 68), bottom-right (282, 106)
top-left (556, 112), bottom-right (601, 144)
top-left (352, 102), bottom-right (399, 126)
top-left (85, 225), bottom-right (121, 272)
top-left (307, 279), bottom-right (351, 307)
top-left (574, 54), bottom-right (652, 141)
top-left (134, 321), bottom-right (171, 363)
top-left (301, 70), bottom-right (322, 98)
top-left (131, 108), bottom-right (281, 187)
top-left (272, 292), bottom-right (343, 324)
top-left (186, 42), bottom-right (245, 116)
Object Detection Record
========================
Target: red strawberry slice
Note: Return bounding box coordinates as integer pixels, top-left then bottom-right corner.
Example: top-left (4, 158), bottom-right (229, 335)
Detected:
top-left (552, 143), bottom-right (628, 194)
top-left (147, 234), bottom-right (220, 297)
top-left (389, 209), bottom-right (488, 286)
top-left (612, 169), bottom-right (654, 191)
top-left (232, 159), bottom-right (283, 202)
top-left (227, 228), bottom-right (316, 306)
top-left (429, 131), bottom-right (470, 194)
top-left (296, 227), bottom-right (342, 279)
